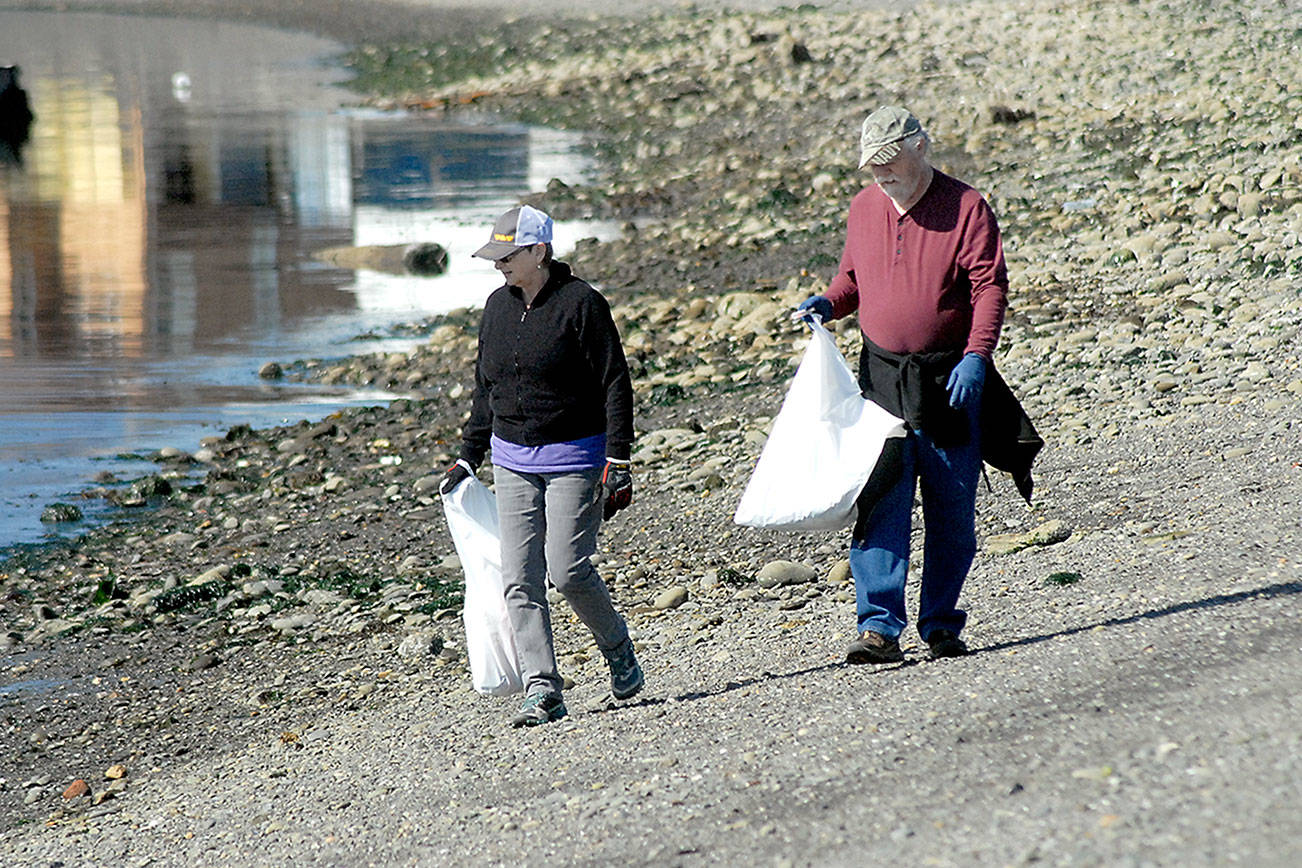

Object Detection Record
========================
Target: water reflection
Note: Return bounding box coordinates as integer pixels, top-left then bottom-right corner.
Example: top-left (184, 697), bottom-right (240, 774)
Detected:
top-left (0, 11), bottom-right (610, 548)
top-left (0, 14), bottom-right (540, 362)
top-left (0, 64), bottom-right (33, 165)
top-left (355, 121), bottom-right (528, 206)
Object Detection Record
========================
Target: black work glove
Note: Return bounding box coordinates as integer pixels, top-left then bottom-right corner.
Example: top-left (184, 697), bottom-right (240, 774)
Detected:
top-left (601, 459), bottom-right (633, 520)
top-left (439, 459), bottom-right (474, 495)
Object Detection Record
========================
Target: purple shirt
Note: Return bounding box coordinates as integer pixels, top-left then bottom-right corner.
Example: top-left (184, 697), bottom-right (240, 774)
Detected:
top-left (490, 432), bottom-right (606, 474)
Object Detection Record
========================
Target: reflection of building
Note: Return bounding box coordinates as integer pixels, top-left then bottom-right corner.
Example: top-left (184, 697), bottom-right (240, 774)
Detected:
top-left (19, 77), bottom-right (148, 353)
top-left (0, 13), bottom-right (554, 366)
top-left (142, 99), bottom-right (356, 353)
top-left (0, 16), bottom-right (362, 361)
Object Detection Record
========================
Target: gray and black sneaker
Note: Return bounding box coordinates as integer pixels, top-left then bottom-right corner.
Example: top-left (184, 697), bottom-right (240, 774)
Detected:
top-left (845, 630), bottom-right (905, 664)
top-left (511, 691), bottom-right (567, 728)
top-left (602, 637), bottom-right (644, 700)
top-left (926, 629), bottom-right (969, 659)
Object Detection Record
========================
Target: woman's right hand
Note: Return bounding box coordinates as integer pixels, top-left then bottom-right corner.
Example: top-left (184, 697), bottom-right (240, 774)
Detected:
top-left (439, 459), bottom-right (474, 495)
top-left (601, 459), bottom-right (633, 519)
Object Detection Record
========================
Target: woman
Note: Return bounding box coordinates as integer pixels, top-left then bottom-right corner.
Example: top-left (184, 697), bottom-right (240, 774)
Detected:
top-left (441, 205), bottom-right (643, 727)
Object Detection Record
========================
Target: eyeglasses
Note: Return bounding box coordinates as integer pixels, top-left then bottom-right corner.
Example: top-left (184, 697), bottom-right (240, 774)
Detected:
top-left (496, 246), bottom-right (529, 265)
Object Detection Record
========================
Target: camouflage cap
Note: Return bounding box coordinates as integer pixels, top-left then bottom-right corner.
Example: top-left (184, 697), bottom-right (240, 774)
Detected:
top-left (858, 106), bottom-right (923, 168)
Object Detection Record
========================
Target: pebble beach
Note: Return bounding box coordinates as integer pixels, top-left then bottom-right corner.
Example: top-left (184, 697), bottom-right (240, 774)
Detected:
top-left (2, 0), bottom-right (1301, 864)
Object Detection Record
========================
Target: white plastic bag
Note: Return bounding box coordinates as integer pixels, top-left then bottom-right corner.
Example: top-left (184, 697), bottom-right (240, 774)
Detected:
top-left (734, 319), bottom-right (906, 531)
top-left (441, 477), bottom-right (523, 696)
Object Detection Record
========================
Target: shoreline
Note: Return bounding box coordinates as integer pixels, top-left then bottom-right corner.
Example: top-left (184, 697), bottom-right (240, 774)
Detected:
top-left (0, 0), bottom-right (872, 42)
top-left (3, 0), bottom-right (1302, 864)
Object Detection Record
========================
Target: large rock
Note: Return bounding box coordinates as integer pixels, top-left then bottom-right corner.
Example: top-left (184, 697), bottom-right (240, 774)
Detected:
top-left (756, 560), bottom-right (818, 588)
top-left (653, 586), bottom-right (689, 610)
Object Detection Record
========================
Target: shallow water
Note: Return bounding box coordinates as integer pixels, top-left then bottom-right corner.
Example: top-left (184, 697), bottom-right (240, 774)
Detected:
top-left (0, 11), bottom-right (612, 551)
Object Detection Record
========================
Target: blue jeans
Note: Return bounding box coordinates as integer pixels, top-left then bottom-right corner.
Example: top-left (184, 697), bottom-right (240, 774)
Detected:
top-left (494, 465), bottom-right (629, 697)
top-left (850, 408), bottom-right (981, 641)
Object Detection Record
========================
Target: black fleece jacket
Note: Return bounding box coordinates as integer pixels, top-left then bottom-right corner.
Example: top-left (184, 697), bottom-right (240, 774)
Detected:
top-left (460, 261), bottom-right (634, 468)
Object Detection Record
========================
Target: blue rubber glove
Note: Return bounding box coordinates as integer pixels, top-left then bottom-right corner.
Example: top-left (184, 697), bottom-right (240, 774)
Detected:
top-left (792, 295), bottom-right (833, 326)
top-left (946, 353), bottom-right (986, 409)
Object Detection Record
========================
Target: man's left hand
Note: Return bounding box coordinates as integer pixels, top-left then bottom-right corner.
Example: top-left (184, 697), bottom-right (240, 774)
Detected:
top-left (601, 460), bottom-right (633, 520)
top-left (791, 295), bottom-right (833, 327)
top-left (946, 353), bottom-right (986, 409)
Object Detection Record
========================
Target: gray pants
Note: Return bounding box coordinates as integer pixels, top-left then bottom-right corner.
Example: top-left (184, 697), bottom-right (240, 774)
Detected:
top-left (494, 465), bottom-right (629, 697)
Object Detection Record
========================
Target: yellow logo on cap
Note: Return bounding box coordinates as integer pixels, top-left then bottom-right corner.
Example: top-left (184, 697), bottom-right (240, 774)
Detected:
top-left (493, 233), bottom-right (515, 242)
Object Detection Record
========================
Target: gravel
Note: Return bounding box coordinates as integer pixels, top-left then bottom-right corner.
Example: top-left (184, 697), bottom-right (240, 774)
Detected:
top-left (2, 0), bottom-right (1301, 865)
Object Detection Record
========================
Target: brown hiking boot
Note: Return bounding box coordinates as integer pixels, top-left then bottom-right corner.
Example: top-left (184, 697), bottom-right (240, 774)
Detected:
top-left (845, 630), bottom-right (904, 664)
top-left (926, 629), bottom-right (969, 659)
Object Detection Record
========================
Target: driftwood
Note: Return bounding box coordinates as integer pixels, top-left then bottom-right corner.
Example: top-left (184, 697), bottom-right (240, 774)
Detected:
top-left (312, 242), bottom-right (448, 276)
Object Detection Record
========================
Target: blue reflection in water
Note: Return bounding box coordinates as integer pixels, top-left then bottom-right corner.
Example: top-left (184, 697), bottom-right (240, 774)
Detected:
top-left (0, 677), bottom-right (64, 697)
top-left (0, 11), bottom-right (614, 551)
top-left (356, 126), bottom-right (529, 205)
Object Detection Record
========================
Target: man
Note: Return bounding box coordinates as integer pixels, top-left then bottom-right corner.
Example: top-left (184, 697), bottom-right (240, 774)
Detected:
top-left (796, 106), bottom-right (1010, 664)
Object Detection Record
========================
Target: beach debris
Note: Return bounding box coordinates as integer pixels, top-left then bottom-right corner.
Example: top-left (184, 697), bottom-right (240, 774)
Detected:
top-left (313, 242), bottom-right (448, 276)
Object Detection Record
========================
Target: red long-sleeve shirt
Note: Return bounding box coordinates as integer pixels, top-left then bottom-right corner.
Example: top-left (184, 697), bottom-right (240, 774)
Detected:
top-left (825, 170), bottom-right (1008, 359)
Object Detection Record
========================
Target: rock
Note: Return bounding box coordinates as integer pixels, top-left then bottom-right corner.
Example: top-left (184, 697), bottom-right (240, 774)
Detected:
top-left (986, 520), bottom-right (1073, 555)
top-left (756, 560), bottom-right (818, 588)
top-left (194, 565), bottom-right (232, 585)
top-left (104, 764), bottom-right (127, 780)
top-left (826, 559), bottom-right (852, 584)
top-left (1152, 377), bottom-right (1179, 392)
top-left (242, 579), bottom-right (283, 597)
top-left (61, 779), bottom-right (90, 800)
top-left (28, 618), bottom-right (75, 641)
top-left (1026, 520), bottom-right (1072, 546)
top-left (403, 242), bottom-right (449, 275)
top-left (653, 586), bottom-right (689, 610)
top-left (683, 465), bottom-right (725, 490)
top-left (40, 503), bottom-right (83, 523)
top-left (302, 589), bottom-right (345, 607)
top-left (397, 631), bottom-right (444, 662)
top-left (413, 475), bottom-right (442, 494)
top-left (186, 653), bottom-right (221, 672)
top-left (270, 612), bottom-right (317, 633)
top-left (129, 475), bottom-right (172, 499)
